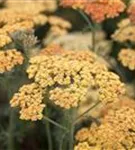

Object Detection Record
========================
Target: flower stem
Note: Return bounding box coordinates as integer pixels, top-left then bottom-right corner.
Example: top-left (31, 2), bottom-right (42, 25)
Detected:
top-left (68, 109), bottom-right (76, 150)
top-left (43, 116), bottom-right (68, 131)
top-left (44, 109), bottom-right (53, 150)
top-left (78, 10), bottom-right (96, 51)
top-left (8, 109), bottom-right (15, 150)
top-left (74, 101), bottom-right (101, 125)
top-left (59, 131), bottom-right (69, 150)
top-left (69, 123), bottom-right (74, 150)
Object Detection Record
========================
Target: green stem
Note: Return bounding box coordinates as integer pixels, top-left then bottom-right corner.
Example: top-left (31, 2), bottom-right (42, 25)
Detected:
top-left (68, 109), bottom-right (76, 150)
top-left (8, 87), bottom-right (15, 150)
top-left (45, 109), bottom-right (53, 150)
top-left (8, 109), bottom-right (15, 150)
top-left (59, 131), bottom-right (69, 150)
top-left (43, 116), bottom-right (68, 131)
top-left (78, 10), bottom-right (96, 51)
top-left (74, 101), bottom-right (101, 125)
top-left (69, 124), bottom-right (74, 150)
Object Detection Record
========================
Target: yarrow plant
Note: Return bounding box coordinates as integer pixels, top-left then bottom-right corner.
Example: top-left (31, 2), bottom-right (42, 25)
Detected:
top-left (0, 0), bottom-right (135, 150)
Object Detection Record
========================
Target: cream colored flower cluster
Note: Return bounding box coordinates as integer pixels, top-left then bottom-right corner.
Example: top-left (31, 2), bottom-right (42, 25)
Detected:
top-left (10, 83), bottom-right (46, 121)
top-left (118, 49), bottom-right (135, 70)
top-left (0, 49), bottom-right (24, 73)
top-left (75, 103), bottom-right (135, 150)
top-left (112, 19), bottom-right (135, 43)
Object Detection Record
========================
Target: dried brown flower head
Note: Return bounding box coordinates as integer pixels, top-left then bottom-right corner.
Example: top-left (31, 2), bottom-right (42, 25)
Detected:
top-left (0, 49), bottom-right (24, 73)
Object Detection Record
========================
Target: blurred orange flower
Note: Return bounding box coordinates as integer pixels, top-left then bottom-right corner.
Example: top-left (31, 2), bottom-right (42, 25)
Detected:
top-left (85, 0), bottom-right (126, 23)
top-left (128, 2), bottom-right (135, 24)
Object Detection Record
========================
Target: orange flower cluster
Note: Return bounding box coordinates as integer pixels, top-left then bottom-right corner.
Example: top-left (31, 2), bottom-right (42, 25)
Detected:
top-left (60, 0), bottom-right (126, 23)
top-left (0, 49), bottom-right (24, 73)
top-left (128, 1), bottom-right (135, 24)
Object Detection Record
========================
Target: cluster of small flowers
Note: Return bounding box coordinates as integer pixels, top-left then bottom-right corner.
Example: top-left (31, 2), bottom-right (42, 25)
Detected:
top-left (0, 0), bottom-right (49, 48)
top-left (10, 45), bottom-right (125, 120)
top-left (60, 0), bottom-right (126, 23)
top-left (0, 49), bottom-right (24, 73)
top-left (95, 71), bottom-right (125, 103)
top-left (10, 83), bottom-right (46, 121)
top-left (28, 46), bottom-right (125, 107)
top-left (0, 1), bottom-right (71, 48)
top-left (118, 49), bottom-right (135, 70)
top-left (112, 19), bottom-right (135, 43)
top-left (75, 100), bottom-right (135, 150)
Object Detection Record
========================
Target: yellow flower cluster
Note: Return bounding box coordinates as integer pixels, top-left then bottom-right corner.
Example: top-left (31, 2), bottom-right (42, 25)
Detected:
top-left (95, 71), bottom-right (125, 103)
top-left (0, 0), bottom-right (54, 48)
top-left (74, 142), bottom-right (90, 150)
top-left (75, 103), bottom-right (135, 150)
top-left (118, 49), bottom-right (135, 70)
top-left (26, 46), bottom-right (125, 109)
top-left (112, 19), bottom-right (135, 43)
top-left (0, 34), bottom-right (12, 48)
top-left (0, 49), bottom-right (24, 73)
top-left (0, 2), bottom-right (71, 48)
top-left (10, 83), bottom-right (46, 121)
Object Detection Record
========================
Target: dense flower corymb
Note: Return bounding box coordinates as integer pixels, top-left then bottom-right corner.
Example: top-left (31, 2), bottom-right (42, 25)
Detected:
top-left (27, 46), bottom-right (125, 108)
top-left (0, 49), bottom-right (24, 73)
